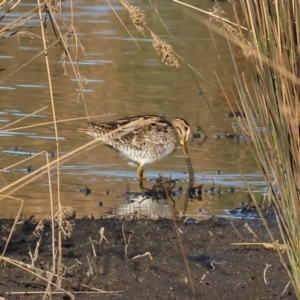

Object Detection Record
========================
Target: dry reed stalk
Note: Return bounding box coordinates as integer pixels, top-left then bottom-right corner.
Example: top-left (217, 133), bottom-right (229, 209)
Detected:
top-left (198, 1), bottom-right (300, 297)
top-left (172, 0), bottom-right (247, 30)
top-left (0, 150), bottom-right (45, 173)
top-left (45, 2), bottom-right (90, 126)
top-left (107, 0), bottom-right (141, 50)
top-left (44, 151), bottom-right (56, 296)
top-left (37, 0), bottom-right (64, 286)
top-left (0, 106), bottom-right (48, 131)
top-left (1, 0), bottom-right (22, 29)
top-left (1, 113), bottom-right (115, 132)
top-left (174, 1), bottom-right (300, 86)
top-left (0, 195), bottom-right (24, 257)
top-left (231, 242), bottom-right (288, 252)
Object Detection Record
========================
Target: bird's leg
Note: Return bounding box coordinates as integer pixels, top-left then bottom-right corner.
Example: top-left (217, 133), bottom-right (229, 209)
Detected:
top-left (137, 165), bottom-right (146, 192)
top-left (137, 180), bottom-right (144, 192)
top-left (137, 165), bottom-right (146, 180)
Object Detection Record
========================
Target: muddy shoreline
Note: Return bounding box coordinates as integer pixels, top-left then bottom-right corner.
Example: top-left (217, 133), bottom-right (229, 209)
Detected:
top-left (0, 217), bottom-right (295, 299)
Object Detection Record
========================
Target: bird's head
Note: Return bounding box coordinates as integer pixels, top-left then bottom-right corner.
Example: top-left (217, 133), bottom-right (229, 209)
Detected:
top-left (172, 118), bottom-right (191, 156)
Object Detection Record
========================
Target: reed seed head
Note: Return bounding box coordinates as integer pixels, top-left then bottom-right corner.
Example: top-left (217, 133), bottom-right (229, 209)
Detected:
top-left (151, 33), bottom-right (179, 68)
top-left (120, 0), bottom-right (147, 36)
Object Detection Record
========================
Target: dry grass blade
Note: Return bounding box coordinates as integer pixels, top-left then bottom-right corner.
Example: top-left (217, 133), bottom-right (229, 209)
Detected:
top-left (0, 138), bottom-right (97, 202)
top-left (0, 0), bottom-right (21, 23)
top-left (0, 195), bottom-right (24, 257)
top-left (37, 0), bottom-right (64, 285)
top-left (131, 252), bottom-right (153, 261)
top-left (122, 225), bottom-right (132, 259)
top-left (150, 0), bottom-right (205, 81)
top-left (0, 150), bottom-right (45, 173)
top-left (231, 242), bottom-right (287, 252)
top-left (45, 151), bottom-right (56, 261)
top-left (172, 0), bottom-right (248, 30)
top-left (0, 1), bottom-right (48, 38)
top-left (0, 106), bottom-right (48, 131)
top-left (174, 0), bottom-right (300, 86)
top-left (209, 0), bottom-right (300, 297)
top-left (107, 0), bottom-right (141, 50)
top-left (1, 113), bottom-right (115, 132)
top-left (89, 238), bottom-right (97, 257)
top-left (28, 237), bottom-right (41, 267)
top-left (45, 3), bottom-right (88, 105)
top-left (99, 227), bottom-right (109, 245)
top-left (42, 151), bottom-right (56, 299)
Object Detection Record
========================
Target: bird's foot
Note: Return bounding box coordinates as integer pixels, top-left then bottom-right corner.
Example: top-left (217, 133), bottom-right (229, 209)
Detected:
top-left (137, 180), bottom-right (151, 193)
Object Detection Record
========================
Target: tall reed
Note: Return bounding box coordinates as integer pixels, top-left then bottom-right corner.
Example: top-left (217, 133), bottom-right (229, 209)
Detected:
top-left (230, 1), bottom-right (300, 297)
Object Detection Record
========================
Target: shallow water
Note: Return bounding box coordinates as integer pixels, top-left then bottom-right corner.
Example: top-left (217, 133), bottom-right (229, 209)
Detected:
top-left (0, 0), bottom-right (265, 219)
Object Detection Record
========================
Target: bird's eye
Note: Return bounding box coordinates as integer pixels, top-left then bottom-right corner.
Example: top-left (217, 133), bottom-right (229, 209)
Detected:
top-left (184, 126), bottom-right (188, 131)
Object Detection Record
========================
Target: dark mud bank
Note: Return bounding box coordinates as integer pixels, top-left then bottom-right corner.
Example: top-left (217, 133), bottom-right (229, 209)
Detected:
top-left (0, 217), bottom-right (296, 299)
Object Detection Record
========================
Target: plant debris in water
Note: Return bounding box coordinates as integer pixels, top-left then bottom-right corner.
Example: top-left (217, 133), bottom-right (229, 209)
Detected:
top-left (125, 176), bottom-right (204, 202)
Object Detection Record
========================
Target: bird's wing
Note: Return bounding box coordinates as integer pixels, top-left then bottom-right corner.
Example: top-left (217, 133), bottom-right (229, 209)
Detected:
top-left (89, 115), bottom-right (171, 145)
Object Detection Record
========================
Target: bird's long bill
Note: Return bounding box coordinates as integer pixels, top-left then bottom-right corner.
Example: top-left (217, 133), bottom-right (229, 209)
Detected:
top-left (182, 141), bottom-right (195, 184)
top-left (78, 127), bottom-right (97, 139)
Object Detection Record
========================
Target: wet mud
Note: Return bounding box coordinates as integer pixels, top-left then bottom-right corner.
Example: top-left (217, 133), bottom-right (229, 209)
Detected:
top-left (0, 217), bottom-right (296, 299)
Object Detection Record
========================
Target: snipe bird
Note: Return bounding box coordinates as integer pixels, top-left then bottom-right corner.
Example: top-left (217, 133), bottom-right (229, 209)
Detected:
top-left (79, 115), bottom-right (191, 184)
